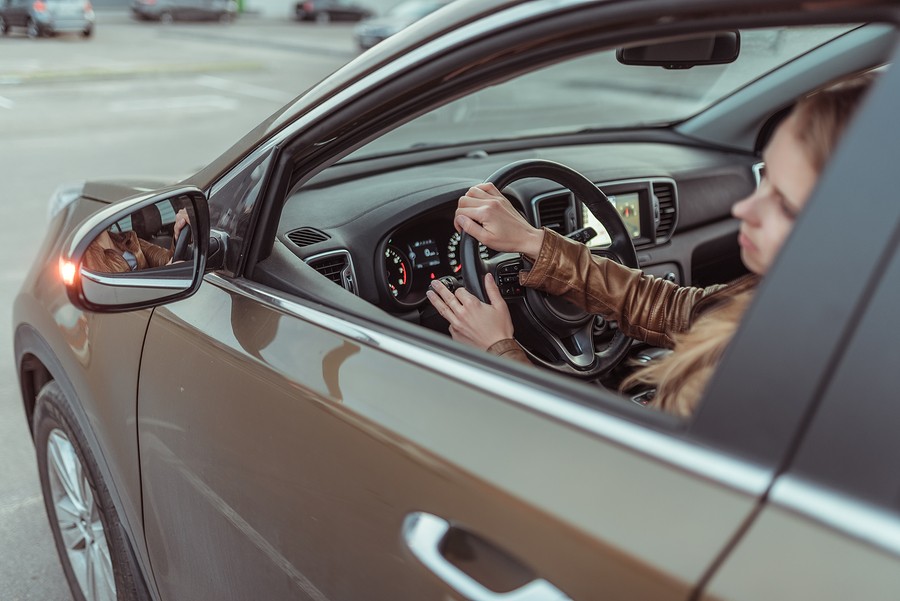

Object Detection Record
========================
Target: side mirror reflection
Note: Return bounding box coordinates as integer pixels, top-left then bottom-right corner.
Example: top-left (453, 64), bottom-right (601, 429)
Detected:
top-left (63, 187), bottom-right (209, 313)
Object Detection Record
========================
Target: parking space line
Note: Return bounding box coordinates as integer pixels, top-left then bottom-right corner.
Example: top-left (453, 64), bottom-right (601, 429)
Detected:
top-left (196, 75), bottom-right (294, 103)
top-left (0, 96), bottom-right (14, 109)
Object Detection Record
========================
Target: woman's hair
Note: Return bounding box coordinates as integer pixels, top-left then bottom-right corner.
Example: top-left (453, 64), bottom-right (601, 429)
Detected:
top-left (792, 72), bottom-right (875, 172)
top-left (621, 72), bottom-right (876, 417)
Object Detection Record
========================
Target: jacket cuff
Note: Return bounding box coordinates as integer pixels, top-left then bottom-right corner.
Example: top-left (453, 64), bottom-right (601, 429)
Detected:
top-left (519, 227), bottom-right (560, 288)
top-left (486, 339), bottom-right (531, 364)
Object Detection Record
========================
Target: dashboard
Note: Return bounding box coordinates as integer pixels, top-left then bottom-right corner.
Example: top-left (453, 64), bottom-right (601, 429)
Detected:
top-left (270, 140), bottom-right (758, 319)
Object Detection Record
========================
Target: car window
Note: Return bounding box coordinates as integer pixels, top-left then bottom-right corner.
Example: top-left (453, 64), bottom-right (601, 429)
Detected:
top-left (208, 146), bottom-right (274, 275)
top-left (344, 25), bottom-right (858, 161)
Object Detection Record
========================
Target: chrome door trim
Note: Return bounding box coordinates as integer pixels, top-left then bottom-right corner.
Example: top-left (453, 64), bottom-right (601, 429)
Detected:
top-left (771, 475), bottom-right (900, 557)
top-left (207, 273), bottom-right (772, 497)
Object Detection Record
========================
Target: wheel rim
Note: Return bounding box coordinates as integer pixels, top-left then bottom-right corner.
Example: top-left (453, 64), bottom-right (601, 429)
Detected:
top-left (47, 429), bottom-right (117, 601)
top-left (27, 19), bottom-right (38, 37)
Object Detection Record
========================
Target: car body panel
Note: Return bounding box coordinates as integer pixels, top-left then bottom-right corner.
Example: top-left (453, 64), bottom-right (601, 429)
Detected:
top-left (137, 275), bottom-right (762, 599)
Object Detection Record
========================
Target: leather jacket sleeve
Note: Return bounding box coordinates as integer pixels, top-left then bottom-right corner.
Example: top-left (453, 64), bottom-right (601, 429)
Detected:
top-left (517, 228), bottom-right (725, 349)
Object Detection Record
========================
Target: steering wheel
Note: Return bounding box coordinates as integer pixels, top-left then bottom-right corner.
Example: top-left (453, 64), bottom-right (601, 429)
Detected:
top-left (172, 222), bottom-right (193, 263)
top-left (460, 159), bottom-right (639, 378)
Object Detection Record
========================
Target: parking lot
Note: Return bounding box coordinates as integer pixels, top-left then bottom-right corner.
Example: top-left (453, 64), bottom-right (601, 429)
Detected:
top-left (0, 12), bottom-right (352, 599)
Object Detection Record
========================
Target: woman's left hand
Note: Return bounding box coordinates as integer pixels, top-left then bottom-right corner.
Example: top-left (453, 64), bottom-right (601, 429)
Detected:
top-left (426, 273), bottom-right (514, 350)
top-left (173, 209), bottom-right (191, 243)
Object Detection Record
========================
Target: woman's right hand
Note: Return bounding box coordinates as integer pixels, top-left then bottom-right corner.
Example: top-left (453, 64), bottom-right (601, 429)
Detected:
top-left (455, 183), bottom-right (544, 259)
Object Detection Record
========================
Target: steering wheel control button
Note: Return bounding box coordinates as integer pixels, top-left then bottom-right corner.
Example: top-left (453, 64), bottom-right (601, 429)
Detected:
top-left (497, 260), bottom-right (524, 297)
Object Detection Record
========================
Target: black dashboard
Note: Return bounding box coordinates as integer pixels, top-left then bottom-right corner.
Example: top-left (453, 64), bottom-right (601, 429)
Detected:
top-left (270, 139), bottom-right (759, 317)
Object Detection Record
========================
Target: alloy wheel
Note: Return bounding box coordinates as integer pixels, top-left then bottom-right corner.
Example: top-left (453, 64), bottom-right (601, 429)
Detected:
top-left (46, 429), bottom-right (117, 601)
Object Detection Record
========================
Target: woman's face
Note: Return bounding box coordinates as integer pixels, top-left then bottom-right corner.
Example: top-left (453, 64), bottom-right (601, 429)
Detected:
top-left (731, 114), bottom-right (819, 275)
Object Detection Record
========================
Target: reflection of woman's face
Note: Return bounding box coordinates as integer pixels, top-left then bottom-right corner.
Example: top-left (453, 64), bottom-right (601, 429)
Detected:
top-left (731, 114), bottom-right (818, 275)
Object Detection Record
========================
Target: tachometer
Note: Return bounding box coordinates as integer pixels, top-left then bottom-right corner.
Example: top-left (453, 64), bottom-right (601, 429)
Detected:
top-left (447, 232), bottom-right (489, 273)
top-left (384, 245), bottom-right (412, 299)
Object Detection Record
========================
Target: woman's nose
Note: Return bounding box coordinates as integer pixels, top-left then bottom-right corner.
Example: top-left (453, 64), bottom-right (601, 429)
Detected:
top-left (732, 190), bottom-right (759, 221)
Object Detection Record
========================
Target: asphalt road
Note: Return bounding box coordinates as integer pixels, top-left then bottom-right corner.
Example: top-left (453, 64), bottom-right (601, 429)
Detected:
top-left (0, 12), bottom-right (351, 600)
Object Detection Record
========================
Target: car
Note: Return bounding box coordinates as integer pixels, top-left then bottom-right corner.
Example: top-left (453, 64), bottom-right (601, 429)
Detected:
top-left (0, 0), bottom-right (94, 38)
top-left (12, 1), bottom-right (900, 600)
top-left (130, 0), bottom-right (237, 23)
top-left (353, 0), bottom-right (451, 50)
top-left (294, 0), bottom-right (371, 23)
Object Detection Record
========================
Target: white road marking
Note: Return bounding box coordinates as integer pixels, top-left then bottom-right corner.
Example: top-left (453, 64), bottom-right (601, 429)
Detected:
top-left (196, 75), bottom-right (293, 103)
top-left (108, 95), bottom-right (239, 113)
top-left (0, 96), bottom-right (14, 109)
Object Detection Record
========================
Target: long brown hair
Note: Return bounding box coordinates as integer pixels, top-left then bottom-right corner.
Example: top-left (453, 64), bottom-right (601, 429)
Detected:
top-left (622, 73), bottom-right (875, 417)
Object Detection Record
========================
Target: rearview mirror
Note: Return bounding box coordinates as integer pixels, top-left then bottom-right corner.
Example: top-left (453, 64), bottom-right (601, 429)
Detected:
top-left (62, 187), bottom-right (209, 312)
top-left (617, 31), bottom-right (740, 69)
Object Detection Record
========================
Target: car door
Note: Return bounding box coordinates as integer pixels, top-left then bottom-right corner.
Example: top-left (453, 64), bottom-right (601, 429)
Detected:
top-left (133, 99), bottom-right (775, 601)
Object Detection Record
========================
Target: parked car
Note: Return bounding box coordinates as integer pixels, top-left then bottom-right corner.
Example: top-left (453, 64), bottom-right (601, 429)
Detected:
top-left (294, 0), bottom-right (371, 23)
top-left (130, 0), bottom-right (237, 23)
top-left (13, 1), bottom-right (900, 600)
top-left (353, 0), bottom-right (450, 50)
top-left (0, 0), bottom-right (94, 38)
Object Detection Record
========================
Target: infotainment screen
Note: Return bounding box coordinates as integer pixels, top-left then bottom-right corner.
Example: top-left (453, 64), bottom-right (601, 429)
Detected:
top-left (582, 191), bottom-right (641, 247)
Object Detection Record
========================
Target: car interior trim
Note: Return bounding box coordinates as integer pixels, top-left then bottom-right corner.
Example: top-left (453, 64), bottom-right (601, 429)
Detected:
top-left (207, 273), bottom-right (774, 497)
top-left (770, 475), bottom-right (900, 557)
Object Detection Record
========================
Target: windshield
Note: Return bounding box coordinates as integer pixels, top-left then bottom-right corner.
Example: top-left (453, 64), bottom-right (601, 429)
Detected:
top-left (346, 25), bottom-right (857, 161)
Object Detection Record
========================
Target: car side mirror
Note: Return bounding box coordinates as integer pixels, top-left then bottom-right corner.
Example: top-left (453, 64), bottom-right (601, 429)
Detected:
top-left (61, 186), bottom-right (210, 313)
top-left (617, 31), bottom-right (740, 69)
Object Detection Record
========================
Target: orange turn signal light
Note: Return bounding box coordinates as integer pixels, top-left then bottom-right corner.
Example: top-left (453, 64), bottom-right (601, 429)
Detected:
top-left (60, 259), bottom-right (77, 287)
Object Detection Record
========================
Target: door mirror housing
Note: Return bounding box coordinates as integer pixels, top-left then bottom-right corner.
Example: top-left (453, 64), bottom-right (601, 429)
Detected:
top-left (61, 186), bottom-right (210, 313)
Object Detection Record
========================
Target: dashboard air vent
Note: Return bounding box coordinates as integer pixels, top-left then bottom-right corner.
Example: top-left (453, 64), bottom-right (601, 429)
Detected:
top-left (287, 227), bottom-right (330, 247)
top-left (308, 251), bottom-right (356, 295)
top-left (652, 182), bottom-right (677, 242)
top-left (536, 194), bottom-right (571, 234)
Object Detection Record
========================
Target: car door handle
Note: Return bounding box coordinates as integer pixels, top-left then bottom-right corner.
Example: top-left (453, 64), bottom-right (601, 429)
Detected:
top-left (403, 512), bottom-right (572, 601)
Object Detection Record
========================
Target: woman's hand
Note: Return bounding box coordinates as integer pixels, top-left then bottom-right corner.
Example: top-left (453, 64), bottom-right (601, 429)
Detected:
top-left (426, 273), bottom-right (514, 351)
top-left (173, 209), bottom-right (191, 243)
top-left (455, 183), bottom-right (544, 259)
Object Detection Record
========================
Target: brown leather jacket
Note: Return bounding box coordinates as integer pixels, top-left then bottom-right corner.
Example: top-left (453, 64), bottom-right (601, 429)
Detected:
top-left (83, 230), bottom-right (173, 274)
top-left (487, 230), bottom-right (756, 414)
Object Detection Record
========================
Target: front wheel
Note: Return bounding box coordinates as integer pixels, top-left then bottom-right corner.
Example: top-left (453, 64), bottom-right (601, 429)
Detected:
top-left (33, 381), bottom-right (143, 601)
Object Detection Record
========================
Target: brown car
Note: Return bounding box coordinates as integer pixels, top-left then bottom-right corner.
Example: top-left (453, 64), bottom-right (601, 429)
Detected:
top-left (13, 1), bottom-right (900, 600)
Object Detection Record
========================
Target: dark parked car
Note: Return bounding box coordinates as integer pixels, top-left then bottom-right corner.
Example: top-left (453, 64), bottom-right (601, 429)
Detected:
top-left (130, 0), bottom-right (237, 23)
top-left (294, 0), bottom-right (371, 23)
top-left (353, 0), bottom-right (450, 50)
top-left (0, 0), bottom-right (94, 38)
top-left (13, 1), bottom-right (900, 600)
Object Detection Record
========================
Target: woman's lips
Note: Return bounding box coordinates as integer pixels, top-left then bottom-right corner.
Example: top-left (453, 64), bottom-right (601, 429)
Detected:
top-left (738, 231), bottom-right (756, 252)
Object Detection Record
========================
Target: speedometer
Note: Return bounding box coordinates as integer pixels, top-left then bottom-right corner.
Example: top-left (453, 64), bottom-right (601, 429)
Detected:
top-left (384, 245), bottom-right (412, 299)
top-left (447, 232), bottom-right (489, 273)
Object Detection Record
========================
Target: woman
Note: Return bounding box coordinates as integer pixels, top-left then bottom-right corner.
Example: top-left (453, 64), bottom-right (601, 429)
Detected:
top-left (426, 75), bottom-right (873, 417)
top-left (83, 208), bottom-right (191, 273)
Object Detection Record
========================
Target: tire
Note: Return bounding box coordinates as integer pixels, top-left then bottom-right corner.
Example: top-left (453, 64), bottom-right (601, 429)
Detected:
top-left (26, 17), bottom-right (40, 38)
top-left (0, 16), bottom-right (9, 35)
top-left (33, 381), bottom-right (142, 601)
top-left (82, 26), bottom-right (93, 37)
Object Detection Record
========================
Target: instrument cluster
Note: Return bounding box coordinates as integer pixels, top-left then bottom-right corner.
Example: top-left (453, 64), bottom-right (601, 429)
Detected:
top-left (381, 214), bottom-right (489, 306)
